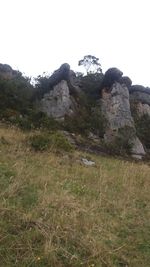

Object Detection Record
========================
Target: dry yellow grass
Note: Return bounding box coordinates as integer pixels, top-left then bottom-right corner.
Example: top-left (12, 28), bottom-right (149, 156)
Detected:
top-left (0, 123), bottom-right (150, 267)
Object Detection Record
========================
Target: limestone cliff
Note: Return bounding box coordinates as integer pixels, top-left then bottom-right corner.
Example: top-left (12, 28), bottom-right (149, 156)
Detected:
top-left (100, 68), bottom-right (146, 159)
top-left (37, 64), bottom-right (80, 120)
top-left (38, 80), bottom-right (76, 120)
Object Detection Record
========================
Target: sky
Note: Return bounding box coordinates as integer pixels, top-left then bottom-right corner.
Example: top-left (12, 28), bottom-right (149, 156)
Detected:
top-left (0, 0), bottom-right (150, 86)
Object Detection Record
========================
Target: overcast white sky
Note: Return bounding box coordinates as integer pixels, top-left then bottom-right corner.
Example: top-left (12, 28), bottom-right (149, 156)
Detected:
top-left (0, 0), bottom-right (150, 86)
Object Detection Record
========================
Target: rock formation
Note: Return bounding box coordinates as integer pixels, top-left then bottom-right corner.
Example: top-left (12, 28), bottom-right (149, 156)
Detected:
top-left (129, 85), bottom-right (150, 117)
top-left (39, 80), bottom-right (76, 120)
top-left (0, 64), bottom-right (13, 79)
top-left (37, 64), bottom-right (80, 120)
top-left (100, 67), bottom-right (123, 90)
top-left (101, 68), bottom-right (146, 159)
top-left (0, 64), bottom-right (18, 79)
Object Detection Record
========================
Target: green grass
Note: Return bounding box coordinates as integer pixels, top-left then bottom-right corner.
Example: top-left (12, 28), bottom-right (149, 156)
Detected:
top-left (0, 124), bottom-right (150, 267)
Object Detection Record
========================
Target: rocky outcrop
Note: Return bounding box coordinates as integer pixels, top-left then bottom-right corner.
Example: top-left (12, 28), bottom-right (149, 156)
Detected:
top-left (37, 63), bottom-right (80, 99)
top-left (129, 85), bottom-right (150, 106)
top-left (129, 85), bottom-right (150, 117)
top-left (0, 64), bottom-right (17, 80)
top-left (130, 85), bottom-right (150, 105)
top-left (0, 64), bottom-right (13, 79)
top-left (101, 82), bottom-right (134, 132)
top-left (134, 102), bottom-right (150, 117)
top-left (37, 64), bottom-right (82, 120)
top-left (100, 68), bottom-right (123, 90)
top-left (39, 80), bottom-right (77, 120)
top-left (101, 69), bottom-right (146, 159)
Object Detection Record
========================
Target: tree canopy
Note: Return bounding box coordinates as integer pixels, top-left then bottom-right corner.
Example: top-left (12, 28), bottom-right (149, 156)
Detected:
top-left (78, 55), bottom-right (102, 74)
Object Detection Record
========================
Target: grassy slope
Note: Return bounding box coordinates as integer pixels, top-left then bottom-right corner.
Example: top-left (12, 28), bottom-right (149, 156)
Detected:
top-left (0, 124), bottom-right (150, 267)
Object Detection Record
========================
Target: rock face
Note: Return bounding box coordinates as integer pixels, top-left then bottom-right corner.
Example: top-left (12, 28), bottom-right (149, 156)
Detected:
top-left (101, 69), bottom-right (146, 158)
top-left (0, 64), bottom-right (18, 80)
top-left (39, 80), bottom-right (76, 120)
top-left (100, 68), bottom-right (123, 90)
top-left (37, 64), bottom-right (81, 120)
top-left (101, 82), bottom-right (134, 132)
top-left (135, 102), bottom-right (150, 117)
top-left (0, 64), bottom-right (13, 79)
top-left (129, 85), bottom-right (150, 117)
top-left (37, 63), bottom-right (78, 98)
top-left (130, 85), bottom-right (150, 105)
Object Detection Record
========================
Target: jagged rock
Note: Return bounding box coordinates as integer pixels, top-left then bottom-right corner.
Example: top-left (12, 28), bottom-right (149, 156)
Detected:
top-left (129, 85), bottom-right (150, 94)
top-left (100, 67), bottom-right (123, 90)
top-left (36, 64), bottom-right (81, 101)
top-left (101, 81), bottom-right (145, 158)
top-left (69, 70), bottom-right (78, 85)
top-left (0, 64), bottom-right (13, 79)
top-left (101, 82), bottom-right (134, 130)
top-left (36, 63), bottom-right (83, 120)
top-left (130, 85), bottom-right (150, 106)
top-left (38, 80), bottom-right (76, 120)
top-left (135, 102), bottom-right (150, 117)
top-left (0, 63), bottom-right (18, 80)
top-left (49, 63), bottom-right (70, 87)
top-left (131, 137), bottom-right (146, 160)
top-left (120, 76), bottom-right (132, 89)
top-left (129, 85), bottom-right (150, 118)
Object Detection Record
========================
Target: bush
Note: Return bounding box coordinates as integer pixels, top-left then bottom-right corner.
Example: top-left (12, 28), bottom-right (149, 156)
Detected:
top-left (104, 126), bottom-right (135, 155)
top-left (0, 74), bottom-right (34, 114)
top-left (134, 114), bottom-right (150, 149)
top-left (28, 132), bottom-right (74, 152)
top-left (30, 111), bottom-right (60, 130)
top-left (63, 113), bottom-right (90, 136)
top-left (1, 110), bottom-right (61, 131)
top-left (131, 101), bottom-right (150, 149)
top-left (89, 106), bottom-right (107, 137)
top-left (63, 103), bottom-right (107, 138)
top-left (80, 72), bottom-right (104, 101)
top-left (28, 134), bottom-right (50, 151)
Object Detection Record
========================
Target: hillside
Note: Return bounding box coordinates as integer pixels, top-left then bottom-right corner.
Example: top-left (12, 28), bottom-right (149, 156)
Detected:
top-left (0, 61), bottom-right (150, 160)
top-left (0, 124), bottom-right (150, 267)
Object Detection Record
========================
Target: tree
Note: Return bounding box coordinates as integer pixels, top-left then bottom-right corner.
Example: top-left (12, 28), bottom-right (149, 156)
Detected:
top-left (78, 55), bottom-right (102, 74)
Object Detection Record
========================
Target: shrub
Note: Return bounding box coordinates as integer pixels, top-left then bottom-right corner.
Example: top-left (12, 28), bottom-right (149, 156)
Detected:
top-left (134, 114), bottom-right (150, 149)
top-left (29, 134), bottom-right (51, 151)
top-left (0, 75), bottom-right (34, 114)
top-left (30, 111), bottom-right (60, 130)
top-left (2, 110), bottom-right (61, 131)
top-left (104, 126), bottom-right (135, 155)
top-left (89, 106), bottom-right (107, 137)
top-left (63, 103), bottom-right (107, 138)
top-left (50, 132), bottom-right (74, 152)
top-left (80, 72), bottom-right (104, 101)
top-left (131, 101), bottom-right (150, 149)
top-left (28, 132), bottom-right (73, 152)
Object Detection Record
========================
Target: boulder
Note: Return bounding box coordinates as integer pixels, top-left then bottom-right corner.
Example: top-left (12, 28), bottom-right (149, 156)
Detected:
top-left (49, 63), bottom-right (70, 87)
top-left (100, 67), bottom-right (123, 90)
top-left (120, 76), bottom-right (132, 89)
top-left (36, 63), bottom-right (81, 100)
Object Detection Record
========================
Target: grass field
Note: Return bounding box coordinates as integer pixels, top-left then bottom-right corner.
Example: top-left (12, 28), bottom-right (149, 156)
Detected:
top-left (0, 124), bottom-right (150, 267)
